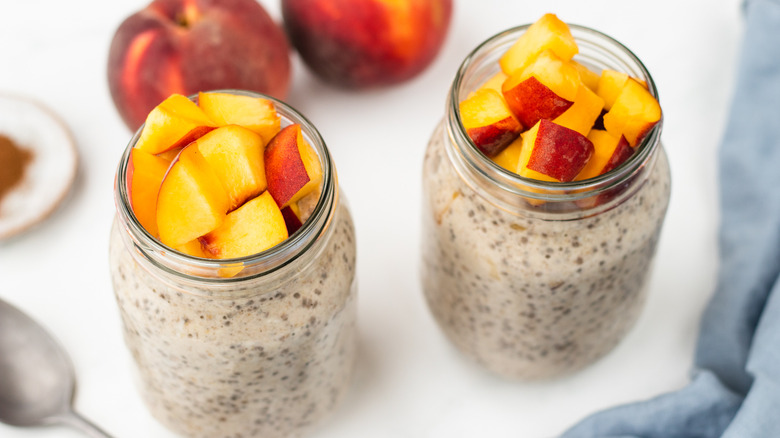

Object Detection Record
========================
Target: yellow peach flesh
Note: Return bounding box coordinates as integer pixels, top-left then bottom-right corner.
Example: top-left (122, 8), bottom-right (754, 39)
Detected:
top-left (200, 191), bottom-right (288, 259)
top-left (572, 60), bottom-right (600, 91)
top-left (198, 92), bottom-right (281, 145)
top-left (596, 70), bottom-right (629, 111)
top-left (603, 78), bottom-right (661, 146)
top-left (156, 147), bottom-right (182, 163)
top-left (499, 13), bottom-right (578, 76)
top-left (128, 148), bottom-right (170, 238)
top-left (577, 130), bottom-right (622, 180)
top-left (514, 50), bottom-right (580, 102)
top-left (196, 125), bottom-right (268, 211)
top-left (461, 89), bottom-right (517, 127)
top-left (553, 84), bottom-right (605, 136)
top-left (460, 88), bottom-right (522, 156)
top-left (492, 136), bottom-right (523, 172)
top-left (292, 132), bottom-right (323, 205)
top-left (156, 144), bottom-right (230, 248)
top-left (135, 94), bottom-right (216, 154)
top-left (175, 239), bottom-right (210, 258)
top-left (478, 71), bottom-right (508, 95)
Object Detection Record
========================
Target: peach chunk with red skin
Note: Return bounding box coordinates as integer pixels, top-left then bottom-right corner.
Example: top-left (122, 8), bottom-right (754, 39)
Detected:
top-left (198, 92), bottom-right (281, 145)
top-left (196, 125), bottom-right (267, 211)
top-left (519, 120), bottom-right (594, 182)
top-left (603, 78), bottom-right (661, 146)
top-left (502, 50), bottom-right (580, 129)
top-left (576, 130), bottom-right (634, 180)
top-left (264, 124), bottom-right (322, 208)
top-left (127, 148), bottom-right (170, 238)
top-left (499, 13), bottom-right (578, 76)
top-left (156, 143), bottom-right (230, 248)
top-left (199, 191), bottom-right (288, 259)
top-left (491, 134), bottom-right (555, 207)
top-left (135, 94), bottom-right (217, 155)
top-left (460, 88), bottom-right (523, 156)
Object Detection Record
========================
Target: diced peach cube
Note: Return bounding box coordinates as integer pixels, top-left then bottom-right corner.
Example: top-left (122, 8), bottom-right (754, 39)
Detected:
top-left (198, 92), bottom-right (281, 145)
top-left (478, 71), bottom-right (508, 94)
top-left (156, 144), bottom-right (230, 248)
top-left (499, 13), bottom-right (578, 76)
top-left (502, 50), bottom-right (580, 128)
top-left (175, 239), bottom-right (210, 258)
top-left (596, 70), bottom-right (649, 111)
top-left (572, 60), bottom-right (600, 91)
top-left (576, 130), bottom-right (634, 180)
top-left (596, 70), bottom-right (629, 111)
top-left (196, 125), bottom-right (267, 211)
top-left (490, 135), bottom-right (548, 207)
top-left (553, 84), bottom-right (605, 136)
top-left (264, 124), bottom-right (322, 208)
top-left (492, 136), bottom-right (523, 173)
top-left (135, 94), bottom-right (216, 154)
top-left (460, 88), bottom-right (523, 156)
top-left (127, 148), bottom-right (170, 238)
top-left (517, 120), bottom-right (594, 182)
top-left (603, 78), bottom-right (661, 146)
top-left (200, 192), bottom-right (288, 259)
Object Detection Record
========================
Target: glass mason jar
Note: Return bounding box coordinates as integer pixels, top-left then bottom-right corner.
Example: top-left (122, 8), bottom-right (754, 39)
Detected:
top-left (109, 91), bottom-right (357, 437)
top-left (421, 25), bottom-right (671, 380)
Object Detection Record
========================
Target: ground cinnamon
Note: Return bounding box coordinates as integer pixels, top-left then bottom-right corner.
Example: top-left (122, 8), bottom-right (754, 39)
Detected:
top-left (0, 134), bottom-right (33, 206)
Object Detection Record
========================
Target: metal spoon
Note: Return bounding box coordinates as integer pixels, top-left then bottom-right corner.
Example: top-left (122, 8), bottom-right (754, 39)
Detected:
top-left (0, 297), bottom-right (112, 437)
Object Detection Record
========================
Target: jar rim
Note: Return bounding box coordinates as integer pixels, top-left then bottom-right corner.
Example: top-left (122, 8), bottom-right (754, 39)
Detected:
top-left (113, 89), bottom-right (336, 283)
top-left (447, 23), bottom-right (663, 203)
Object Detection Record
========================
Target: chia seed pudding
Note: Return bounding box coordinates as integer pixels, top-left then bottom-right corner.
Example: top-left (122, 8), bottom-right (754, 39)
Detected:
top-left (109, 95), bottom-right (358, 437)
top-left (421, 26), bottom-right (671, 380)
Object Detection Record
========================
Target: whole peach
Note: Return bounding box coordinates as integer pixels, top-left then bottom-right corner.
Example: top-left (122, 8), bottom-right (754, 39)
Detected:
top-left (282, 0), bottom-right (452, 88)
top-left (108, 0), bottom-right (291, 131)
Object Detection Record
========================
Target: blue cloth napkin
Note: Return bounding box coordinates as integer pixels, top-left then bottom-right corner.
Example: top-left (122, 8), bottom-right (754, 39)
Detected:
top-left (562, 0), bottom-right (780, 436)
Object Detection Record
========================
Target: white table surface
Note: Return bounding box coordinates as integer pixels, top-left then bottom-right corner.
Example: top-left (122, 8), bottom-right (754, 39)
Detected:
top-left (0, 1), bottom-right (743, 437)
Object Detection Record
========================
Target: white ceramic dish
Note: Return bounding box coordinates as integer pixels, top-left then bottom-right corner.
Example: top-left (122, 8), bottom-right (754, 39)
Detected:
top-left (0, 94), bottom-right (77, 240)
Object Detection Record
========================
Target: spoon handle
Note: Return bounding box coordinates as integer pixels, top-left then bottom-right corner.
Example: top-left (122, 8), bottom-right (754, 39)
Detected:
top-left (56, 410), bottom-right (114, 438)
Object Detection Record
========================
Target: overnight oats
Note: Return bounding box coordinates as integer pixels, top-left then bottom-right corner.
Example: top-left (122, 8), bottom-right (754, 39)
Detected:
top-left (421, 15), bottom-right (671, 379)
top-left (109, 91), bottom-right (357, 437)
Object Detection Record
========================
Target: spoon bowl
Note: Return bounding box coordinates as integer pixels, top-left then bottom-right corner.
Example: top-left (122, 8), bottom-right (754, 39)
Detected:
top-left (0, 297), bottom-right (112, 437)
